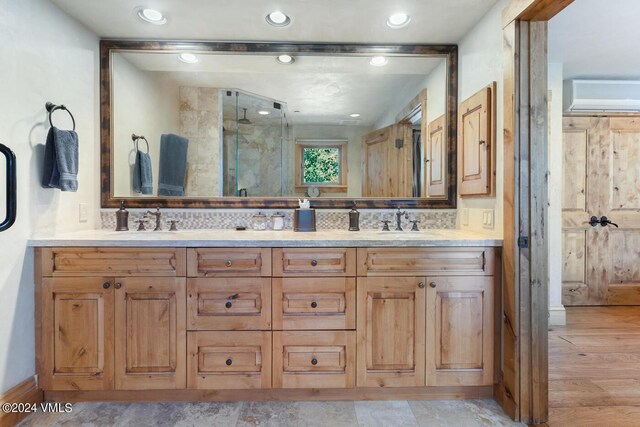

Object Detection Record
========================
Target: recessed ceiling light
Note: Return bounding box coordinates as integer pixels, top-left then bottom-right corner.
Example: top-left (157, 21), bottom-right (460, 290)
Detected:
top-left (136, 8), bottom-right (167, 25)
top-left (369, 56), bottom-right (388, 67)
top-left (258, 110), bottom-right (270, 115)
top-left (276, 54), bottom-right (295, 64)
top-left (386, 13), bottom-right (411, 29)
top-left (178, 53), bottom-right (198, 64)
top-left (350, 113), bottom-right (361, 118)
top-left (266, 11), bottom-right (291, 27)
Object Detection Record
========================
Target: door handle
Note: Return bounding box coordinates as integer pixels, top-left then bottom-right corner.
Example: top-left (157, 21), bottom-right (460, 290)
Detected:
top-left (600, 216), bottom-right (619, 228)
top-left (0, 144), bottom-right (16, 232)
top-left (589, 216), bottom-right (600, 227)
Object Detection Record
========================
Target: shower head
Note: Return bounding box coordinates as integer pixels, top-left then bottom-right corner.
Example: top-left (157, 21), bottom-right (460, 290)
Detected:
top-left (238, 108), bottom-right (252, 125)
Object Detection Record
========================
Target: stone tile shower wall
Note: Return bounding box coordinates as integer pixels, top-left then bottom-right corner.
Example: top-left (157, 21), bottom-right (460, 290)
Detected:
top-left (179, 87), bottom-right (221, 196)
top-left (101, 209), bottom-right (457, 231)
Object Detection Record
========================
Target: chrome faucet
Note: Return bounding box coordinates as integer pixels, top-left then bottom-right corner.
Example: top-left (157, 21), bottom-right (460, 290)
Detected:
top-left (395, 207), bottom-right (408, 231)
top-left (146, 207), bottom-right (162, 231)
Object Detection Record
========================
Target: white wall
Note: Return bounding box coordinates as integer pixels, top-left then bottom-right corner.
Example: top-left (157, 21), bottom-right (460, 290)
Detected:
top-left (112, 55), bottom-right (180, 197)
top-left (424, 61), bottom-right (447, 125)
top-left (456, 0), bottom-right (508, 236)
top-left (548, 63), bottom-right (565, 325)
top-left (0, 0), bottom-right (99, 393)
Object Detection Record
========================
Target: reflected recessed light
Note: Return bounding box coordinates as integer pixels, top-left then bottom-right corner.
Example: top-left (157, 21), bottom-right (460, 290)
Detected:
top-left (350, 113), bottom-right (361, 118)
top-left (178, 53), bottom-right (198, 64)
top-left (386, 13), bottom-right (411, 29)
top-left (258, 110), bottom-right (270, 115)
top-left (294, 110), bottom-right (301, 113)
top-left (266, 11), bottom-right (291, 27)
top-left (136, 8), bottom-right (167, 25)
top-left (369, 56), bottom-right (388, 67)
top-left (276, 54), bottom-right (295, 64)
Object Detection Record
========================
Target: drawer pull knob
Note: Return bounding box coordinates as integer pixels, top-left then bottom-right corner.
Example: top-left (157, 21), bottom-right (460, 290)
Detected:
top-left (310, 260), bottom-right (318, 267)
top-left (102, 282), bottom-right (111, 289)
top-left (225, 301), bottom-right (233, 309)
top-left (114, 283), bottom-right (122, 290)
top-left (226, 260), bottom-right (232, 267)
top-left (226, 358), bottom-right (233, 366)
top-left (430, 282), bottom-right (437, 288)
top-left (311, 301), bottom-right (318, 308)
top-left (418, 282), bottom-right (425, 289)
top-left (311, 358), bottom-right (318, 366)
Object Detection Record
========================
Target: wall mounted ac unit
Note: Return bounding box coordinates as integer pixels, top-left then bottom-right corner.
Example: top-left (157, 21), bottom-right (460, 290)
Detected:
top-left (564, 79), bottom-right (640, 112)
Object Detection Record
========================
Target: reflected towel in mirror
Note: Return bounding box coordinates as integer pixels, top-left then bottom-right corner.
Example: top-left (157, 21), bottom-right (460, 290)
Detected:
top-left (133, 150), bottom-right (153, 195)
top-left (42, 127), bottom-right (78, 192)
top-left (158, 133), bottom-right (189, 196)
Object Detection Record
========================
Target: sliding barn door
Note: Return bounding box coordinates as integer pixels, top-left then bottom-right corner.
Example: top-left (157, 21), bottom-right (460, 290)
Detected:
top-left (362, 123), bottom-right (413, 197)
top-left (562, 116), bottom-right (640, 305)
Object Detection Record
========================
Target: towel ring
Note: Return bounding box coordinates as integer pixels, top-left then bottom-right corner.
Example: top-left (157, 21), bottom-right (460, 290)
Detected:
top-left (45, 102), bottom-right (76, 131)
top-left (132, 134), bottom-right (150, 154)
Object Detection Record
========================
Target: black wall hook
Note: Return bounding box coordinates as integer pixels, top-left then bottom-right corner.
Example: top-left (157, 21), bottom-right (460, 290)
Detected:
top-left (45, 102), bottom-right (76, 131)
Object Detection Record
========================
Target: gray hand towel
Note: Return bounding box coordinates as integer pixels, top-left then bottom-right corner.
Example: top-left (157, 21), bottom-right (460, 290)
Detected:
top-left (133, 150), bottom-right (153, 195)
top-left (158, 133), bottom-right (189, 197)
top-left (42, 127), bottom-right (79, 192)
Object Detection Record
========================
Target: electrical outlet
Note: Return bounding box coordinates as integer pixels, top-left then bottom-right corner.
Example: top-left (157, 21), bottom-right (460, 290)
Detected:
top-left (461, 208), bottom-right (469, 226)
top-left (483, 209), bottom-right (494, 229)
top-left (79, 203), bottom-right (88, 223)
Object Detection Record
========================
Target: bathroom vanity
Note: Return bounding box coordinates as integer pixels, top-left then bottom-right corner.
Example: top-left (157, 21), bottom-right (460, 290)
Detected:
top-left (30, 230), bottom-right (501, 402)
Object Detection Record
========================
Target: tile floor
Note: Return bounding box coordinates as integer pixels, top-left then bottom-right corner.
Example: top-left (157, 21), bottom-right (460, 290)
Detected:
top-left (18, 399), bottom-right (524, 426)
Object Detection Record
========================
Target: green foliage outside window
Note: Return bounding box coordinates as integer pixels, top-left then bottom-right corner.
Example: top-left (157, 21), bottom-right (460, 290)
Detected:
top-left (302, 147), bottom-right (340, 184)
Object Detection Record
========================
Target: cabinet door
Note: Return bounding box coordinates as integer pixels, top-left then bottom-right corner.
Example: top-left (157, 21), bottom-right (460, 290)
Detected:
top-left (356, 277), bottom-right (426, 387)
top-left (40, 278), bottom-right (114, 390)
top-left (426, 115), bottom-right (446, 198)
top-left (426, 276), bottom-right (493, 386)
top-left (459, 84), bottom-right (494, 196)
top-left (114, 277), bottom-right (186, 390)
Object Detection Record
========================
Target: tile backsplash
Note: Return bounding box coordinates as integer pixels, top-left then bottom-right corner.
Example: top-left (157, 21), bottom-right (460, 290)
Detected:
top-left (101, 209), bottom-right (457, 231)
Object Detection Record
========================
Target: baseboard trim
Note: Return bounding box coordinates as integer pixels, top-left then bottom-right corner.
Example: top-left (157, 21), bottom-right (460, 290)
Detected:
top-left (45, 386), bottom-right (493, 403)
top-left (0, 376), bottom-right (43, 427)
top-left (549, 305), bottom-right (566, 326)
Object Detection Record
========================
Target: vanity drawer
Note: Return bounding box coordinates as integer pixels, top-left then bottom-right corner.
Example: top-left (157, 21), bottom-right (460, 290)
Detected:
top-left (188, 248), bottom-right (271, 277)
top-left (273, 278), bottom-right (355, 330)
top-left (273, 248), bottom-right (356, 277)
top-left (273, 331), bottom-right (355, 389)
top-left (41, 247), bottom-right (186, 277)
top-left (356, 247), bottom-right (496, 276)
top-left (187, 331), bottom-right (271, 390)
top-left (187, 278), bottom-right (271, 330)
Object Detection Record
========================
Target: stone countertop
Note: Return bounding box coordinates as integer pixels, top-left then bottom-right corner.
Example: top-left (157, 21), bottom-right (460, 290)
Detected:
top-left (28, 229), bottom-right (502, 248)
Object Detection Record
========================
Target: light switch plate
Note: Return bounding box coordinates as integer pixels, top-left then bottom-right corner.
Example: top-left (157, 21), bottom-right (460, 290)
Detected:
top-left (483, 209), bottom-right (494, 229)
top-left (79, 203), bottom-right (88, 223)
top-left (461, 208), bottom-right (469, 226)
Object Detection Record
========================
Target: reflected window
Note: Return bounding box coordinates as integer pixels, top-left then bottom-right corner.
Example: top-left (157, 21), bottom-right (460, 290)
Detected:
top-left (295, 140), bottom-right (348, 193)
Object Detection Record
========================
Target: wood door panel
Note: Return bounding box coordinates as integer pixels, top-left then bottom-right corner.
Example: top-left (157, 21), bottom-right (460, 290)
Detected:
top-left (611, 120), bottom-right (640, 210)
top-left (187, 278), bottom-right (271, 330)
top-left (426, 276), bottom-right (493, 386)
top-left (187, 331), bottom-right (271, 390)
top-left (356, 277), bottom-right (425, 388)
top-left (562, 129), bottom-right (588, 212)
top-left (41, 278), bottom-right (114, 390)
top-left (273, 331), bottom-right (356, 389)
top-left (427, 115), bottom-right (446, 198)
top-left (114, 277), bottom-right (186, 390)
top-left (362, 127), bottom-right (389, 197)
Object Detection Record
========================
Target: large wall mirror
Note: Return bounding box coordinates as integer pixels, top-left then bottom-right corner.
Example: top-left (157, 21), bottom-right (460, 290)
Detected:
top-left (101, 41), bottom-right (457, 208)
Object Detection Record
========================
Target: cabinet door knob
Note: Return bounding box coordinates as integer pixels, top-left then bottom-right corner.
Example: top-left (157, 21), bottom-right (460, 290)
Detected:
top-left (311, 358), bottom-right (318, 366)
top-left (430, 282), bottom-right (437, 288)
top-left (226, 260), bottom-right (232, 267)
top-left (310, 260), bottom-right (318, 267)
top-left (102, 282), bottom-right (111, 289)
top-left (114, 283), bottom-right (122, 290)
top-left (479, 140), bottom-right (486, 145)
top-left (225, 301), bottom-right (233, 309)
top-left (311, 301), bottom-right (318, 308)
top-left (226, 358), bottom-right (233, 366)
top-left (418, 282), bottom-right (425, 289)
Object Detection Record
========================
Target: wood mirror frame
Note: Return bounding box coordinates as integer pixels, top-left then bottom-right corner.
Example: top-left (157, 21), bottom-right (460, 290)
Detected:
top-left (100, 40), bottom-right (458, 208)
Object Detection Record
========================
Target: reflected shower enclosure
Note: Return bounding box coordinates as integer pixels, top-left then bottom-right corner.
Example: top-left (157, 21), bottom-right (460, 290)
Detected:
top-left (222, 90), bottom-right (288, 197)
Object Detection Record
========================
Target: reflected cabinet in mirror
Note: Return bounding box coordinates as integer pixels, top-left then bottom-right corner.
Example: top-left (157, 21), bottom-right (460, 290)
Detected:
top-left (101, 41), bottom-right (458, 208)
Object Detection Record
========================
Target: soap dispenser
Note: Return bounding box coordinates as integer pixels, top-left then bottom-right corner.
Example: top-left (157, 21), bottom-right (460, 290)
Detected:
top-left (349, 203), bottom-right (360, 231)
top-left (115, 200), bottom-right (129, 231)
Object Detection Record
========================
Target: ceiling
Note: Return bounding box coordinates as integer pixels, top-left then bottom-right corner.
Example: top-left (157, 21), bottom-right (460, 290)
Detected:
top-left (116, 52), bottom-right (444, 126)
top-left (51, 0), bottom-right (498, 44)
top-left (549, 0), bottom-right (640, 79)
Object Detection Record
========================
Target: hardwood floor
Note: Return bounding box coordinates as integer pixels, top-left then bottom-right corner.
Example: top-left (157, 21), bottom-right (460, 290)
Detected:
top-left (549, 306), bottom-right (640, 426)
